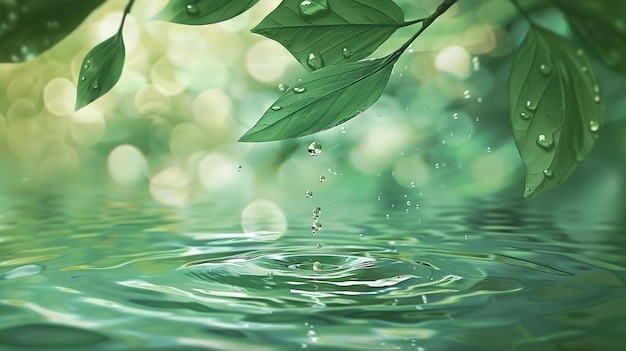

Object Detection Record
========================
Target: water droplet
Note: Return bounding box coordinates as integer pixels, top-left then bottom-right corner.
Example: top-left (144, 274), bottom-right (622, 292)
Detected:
top-left (434, 163), bottom-right (440, 169)
top-left (278, 83), bottom-right (288, 92)
top-left (92, 82), bottom-right (99, 90)
top-left (267, 271), bottom-right (274, 279)
top-left (520, 111), bottom-right (532, 120)
top-left (80, 76), bottom-right (86, 81)
top-left (342, 47), bottom-right (353, 58)
top-left (185, 3), bottom-right (200, 16)
top-left (410, 181), bottom-right (416, 188)
top-left (312, 206), bottom-right (321, 218)
top-left (463, 90), bottom-right (471, 99)
top-left (299, 0), bottom-right (329, 18)
top-left (472, 56), bottom-right (480, 71)
top-left (581, 66), bottom-right (588, 73)
top-left (464, 235), bottom-right (469, 240)
top-left (307, 141), bottom-right (322, 156)
top-left (452, 112), bottom-right (459, 120)
top-left (536, 134), bottom-right (554, 150)
top-left (83, 60), bottom-right (91, 70)
top-left (486, 146), bottom-right (491, 153)
top-left (543, 169), bottom-right (553, 178)
top-left (358, 233), bottom-right (363, 238)
top-left (385, 214), bottom-right (390, 219)
top-left (594, 95), bottom-right (601, 103)
top-left (406, 200), bottom-right (411, 206)
top-left (539, 64), bottom-right (551, 75)
top-left (318, 175), bottom-right (326, 182)
top-left (305, 190), bottom-right (313, 199)
top-left (576, 49), bottom-right (584, 56)
top-left (315, 243), bottom-right (322, 250)
top-left (271, 105), bottom-right (282, 111)
top-left (293, 86), bottom-right (306, 94)
top-left (526, 100), bottom-right (537, 111)
top-left (589, 120), bottom-right (600, 132)
top-left (312, 261), bottom-right (323, 271)
top-left (311, 220), bottom-right (322, 234)
top-left (237, 165), bottom-right (242, 172)
top-left (307, 52), bottom-right (323, 70)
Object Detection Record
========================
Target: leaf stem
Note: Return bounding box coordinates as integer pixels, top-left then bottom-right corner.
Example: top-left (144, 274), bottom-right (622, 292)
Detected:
top-left (118, 0), bottom-right (136, 33)
top-left (396, 0), bottom-right (458, 54)
top-left (401, 17), bottom-right (428, 27)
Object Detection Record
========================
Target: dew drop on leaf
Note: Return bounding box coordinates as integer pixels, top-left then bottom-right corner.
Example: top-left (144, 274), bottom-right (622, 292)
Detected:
top-left (307, 52), bottom-right (323, 70)
top-left (520, 111), bottom-right (532, 120)
top-left (525, 100), bottom-right (537, 111)
top-left (543, 169), bottom-right (553, 178)
top-left (342, 47), bottom-right (353, 58)
top-left (299, 0), bottom-right (330, 18)
top-left (594, 95), bottom-right (601, 103)
top-left (293, 86), bottom-right (306, 94)
top-left (307, 141), bottom-right (322, 156)
top-left (536, 134), bottom-right (554, 150)
top-left (539, 64), bottom-right (551, 75)
top-left (271, 105), bottom-right (282, 111)
top-left (589, 120), bottom-right (600, 132)
top-left (185, 3), bottom-right (200, 16)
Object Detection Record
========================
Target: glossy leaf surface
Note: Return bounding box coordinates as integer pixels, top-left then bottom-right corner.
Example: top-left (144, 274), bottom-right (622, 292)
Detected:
top-left (509, 26), bottom-right (604, 198)
top-left (239, 52), bottom-right (400, 142)
top-left (75, 33), bottom-right (125, 110)
top-left (154, 0), bottom-right (259, 25)
top-left (252, 0), bottom-right (405, 71)
top-left (553, 0), bottom-right (626, 74)
top-left (0, 0), bottom-right (105, 63)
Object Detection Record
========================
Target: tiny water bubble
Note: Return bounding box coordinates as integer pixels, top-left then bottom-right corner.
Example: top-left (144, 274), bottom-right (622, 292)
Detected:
top-left (307, 141), bottom-right (322, 156)
top-left (305, 190), bottom-right (314, 199)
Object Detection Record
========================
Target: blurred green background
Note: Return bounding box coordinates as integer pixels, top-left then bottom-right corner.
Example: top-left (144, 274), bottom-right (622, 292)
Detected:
top-left (1, 0), bottom-right (624, 210)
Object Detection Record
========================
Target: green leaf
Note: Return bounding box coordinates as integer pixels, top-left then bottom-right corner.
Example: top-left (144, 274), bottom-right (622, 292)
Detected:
top-left (75, 33), bottom-right (125, 110)
top-left (0, 0), bottom-right (105, 63)
top-left (154, 0), bottom-right (259, 25)
top-left (508, 26), bottom-right (604, 198)
top-left (252, 0), bottom-right (405, 71)
top-left (239, 52), bottom-right (400, 142)
top-left (552, 0), bottom-right (626, 74)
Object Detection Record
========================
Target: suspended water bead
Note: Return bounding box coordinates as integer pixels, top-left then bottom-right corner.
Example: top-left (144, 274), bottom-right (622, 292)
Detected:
top-left (307, 141), bottom-right (322, 156)
top-left (185, 3), bottom-right (200, 16)
top-left (312, 206), bottom-right (321, 218)
top-left (305, 190), bottom-right (313, 199)
top-left (307, 52), bottom-right (323, 70)
top-left (311, 220), bottom-right (322, 234)
top-left (536, 134), bottom-right (554, 150)
top-left (293, 86), bottom-right (306, 93)
top-left (539, 64), bottom-right (552, 76)
top-left (312, 261), bottom-right (323, 271)
top-left (236, 165), bottom-right (242, 172)
top-left (543, 169), bottom-right (553, 178)
top-left (318, 175), bottom-right (326, 182)
top-left (299, 0), bottom-right (330, 17)
top-left (342, 47), bottom-right (353, 58)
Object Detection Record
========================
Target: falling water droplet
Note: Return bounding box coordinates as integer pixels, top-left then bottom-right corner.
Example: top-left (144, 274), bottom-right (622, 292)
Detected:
top-left (543, 169), bottom-right (553, 178)
top-left (536, 134), bottom-right (554, 150)
top-left (305, 190), bottom-right (314, 199)
top-left (526, 100), bottom-right (537, 111)
top-left (312, 261), bottom-right (323, 271)
top-left (186, 3), bottom-right (200, 16)
top-left (589, 120), bottom-right (600, 132)
top-left (307, 141), bottom-right (322, 156)
top-left (293, 86), bottom-right (306, 94)
top-left (312, 206), bottom-right (322, 218)
top-left (307, 52), bottom-right (323, 70)
top-left (236, 165), bottom-right (242, 172)
top-left (311, 220), bottom-right (322, 234)
top-left (342, 47), bottom-right (353, 58)
top-left (271, 105), bottom-right (282, 111)
top-left (318, 175), bottom-right (326, 182)
top-left (520, 111), bottom-right (532, 120)
top-left (299, 0), bottom-right (330, 18)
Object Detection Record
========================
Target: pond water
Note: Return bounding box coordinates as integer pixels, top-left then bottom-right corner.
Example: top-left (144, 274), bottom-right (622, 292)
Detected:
top-left (1, 175), bottom-right (625, 351)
